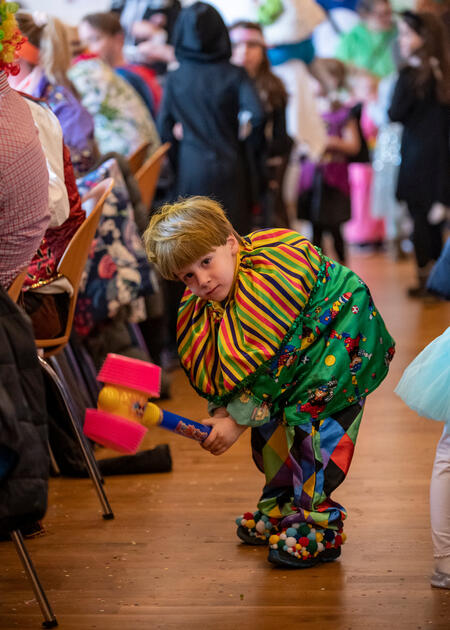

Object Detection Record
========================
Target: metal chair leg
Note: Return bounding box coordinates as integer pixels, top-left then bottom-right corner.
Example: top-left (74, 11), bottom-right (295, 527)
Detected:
top-left (48, 443), bottom-right (60, 477)
top-left (60, 346), bottom-right (93, 408)
top-left (38, 355), bottom-right (114, 520)
top-left (46, 356), bottom-right (105, 485)
top-left (11, 530), bottom-right (58, 628)
top-left (67, 340), bottom-right (101, 407)
top-left (47, 355), bottom-right (84, 423)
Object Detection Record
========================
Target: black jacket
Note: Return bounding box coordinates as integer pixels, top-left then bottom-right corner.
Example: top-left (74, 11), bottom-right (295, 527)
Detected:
top-left (0, 288), bottom-right (49, 535)
top-left (389, 67), bottom-right (450, 209)
top-left (157, 2), bottom-right (265, 234)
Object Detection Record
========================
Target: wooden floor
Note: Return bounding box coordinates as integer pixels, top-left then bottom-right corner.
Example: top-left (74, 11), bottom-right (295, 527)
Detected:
top-left (1, 249), bottom-right (449, 630)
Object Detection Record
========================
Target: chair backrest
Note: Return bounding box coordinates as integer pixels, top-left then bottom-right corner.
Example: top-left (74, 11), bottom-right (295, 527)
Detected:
top-left (7, 269), bottom-right (27, 302)
top-left (135, 142), bottom-right (171, 210)
top-left (128, 142), bottom-right (150, 175)
top-left (35, 177), bottom-right (114, 356)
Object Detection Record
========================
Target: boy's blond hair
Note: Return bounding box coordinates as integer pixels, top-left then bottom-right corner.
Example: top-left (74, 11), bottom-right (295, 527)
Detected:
top-left (143, 197), bottom-right (242, 281)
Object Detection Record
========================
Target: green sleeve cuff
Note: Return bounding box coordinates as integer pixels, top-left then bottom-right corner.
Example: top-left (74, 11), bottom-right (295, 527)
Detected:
top-left (226, 391), bottom-right (272, 427)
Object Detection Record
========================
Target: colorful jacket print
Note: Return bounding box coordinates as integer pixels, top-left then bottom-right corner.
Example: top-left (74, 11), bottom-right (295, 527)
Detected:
top-left (177, 229), bottom-right (395, 426)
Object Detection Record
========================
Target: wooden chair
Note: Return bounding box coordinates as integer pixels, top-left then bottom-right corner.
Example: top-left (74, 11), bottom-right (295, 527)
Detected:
top-left (36, 178), bottom-right (115, 521)
top-left (128, 142), bottom-right (150, 175)
top-left (7, 269), bottom-right (27, 302)
top-left (35, 178), bottom-right (113, 358)
top-left (6, 276), bottom-right (58, 628)
top-left (135, 142), bottom-right (171, 210)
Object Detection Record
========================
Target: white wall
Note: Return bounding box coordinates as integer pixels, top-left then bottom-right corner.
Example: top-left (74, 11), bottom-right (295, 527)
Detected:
top-left (20, 0), bottom-right (110, 25)
top-left (20, 1), bottom-right (256, 27)
top-left (21, 0), bottom-right (415, 28)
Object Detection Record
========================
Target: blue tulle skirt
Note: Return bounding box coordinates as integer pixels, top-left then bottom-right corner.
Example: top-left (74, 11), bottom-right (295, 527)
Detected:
top-left (395, 327), bottom-right (450, 428)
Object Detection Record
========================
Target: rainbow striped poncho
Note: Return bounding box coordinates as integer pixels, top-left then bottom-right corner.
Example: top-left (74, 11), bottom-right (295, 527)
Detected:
top-left (177, 229), bottom-right (395, 425)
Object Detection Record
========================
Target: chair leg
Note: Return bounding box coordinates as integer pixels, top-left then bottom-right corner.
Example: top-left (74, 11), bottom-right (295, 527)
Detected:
top-left (61, 346), bottom-right (93, 408)
top-left (47, 356), bottom-right (105, 484)
top-left (47, 355), bottom-right (85, 423)
top-left (68, 340), bottom-right (101, 407)
top-left (48, 443), bottom-right (60, 477)
top-left (11, 530), bottom-right (58, 628)
top-left (38, 356), bottom-right (114, 520)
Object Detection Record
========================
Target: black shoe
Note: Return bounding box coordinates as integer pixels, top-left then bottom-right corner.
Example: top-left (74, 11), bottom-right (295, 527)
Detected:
top-left (268, 545), bottom-right (341, 569)
top-left (236, 525), bottom-right (269, 546)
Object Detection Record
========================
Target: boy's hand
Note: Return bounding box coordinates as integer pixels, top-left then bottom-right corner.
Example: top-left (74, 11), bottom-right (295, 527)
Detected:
top-left (201, 415), bottom-right (247, 456)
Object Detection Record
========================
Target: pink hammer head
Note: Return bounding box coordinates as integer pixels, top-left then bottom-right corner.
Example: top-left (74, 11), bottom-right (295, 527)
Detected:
top-left (84, 409), bottom-right (148, 454)
top-left (97, 353), bottom-right (161, 397)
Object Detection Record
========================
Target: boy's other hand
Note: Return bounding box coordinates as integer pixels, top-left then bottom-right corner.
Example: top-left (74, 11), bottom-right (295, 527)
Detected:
top-left (201, 415), bottom-right (247, 456)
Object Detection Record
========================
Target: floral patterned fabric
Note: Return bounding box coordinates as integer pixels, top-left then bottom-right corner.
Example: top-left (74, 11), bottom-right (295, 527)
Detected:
top-left (25, 145), bottom-right (85, 289)
top-left (75, 158), bottom-right (154, 336)
top-left (68, 54), bottom-right (161, 158)
top-left (34, 76), bottom-right (98, 178)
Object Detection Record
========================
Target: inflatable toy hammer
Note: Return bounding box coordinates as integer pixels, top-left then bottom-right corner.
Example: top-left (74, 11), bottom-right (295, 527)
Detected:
top-left (83, 354), bottom-right (211, 454)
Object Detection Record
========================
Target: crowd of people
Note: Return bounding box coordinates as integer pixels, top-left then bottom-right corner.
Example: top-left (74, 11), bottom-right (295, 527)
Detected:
top-left (0, 0), bottom-right (449, 590)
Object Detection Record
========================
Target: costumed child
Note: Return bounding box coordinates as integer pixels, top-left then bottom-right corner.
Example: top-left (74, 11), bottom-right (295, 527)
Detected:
top-left (144, 196), bottom-right (395, 569)
top-left (298, 58), bottom-right (362, 263)
top-left (395, 238), bottom-right (450, 589)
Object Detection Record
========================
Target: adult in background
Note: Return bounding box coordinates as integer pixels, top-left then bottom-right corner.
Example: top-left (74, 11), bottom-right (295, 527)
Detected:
top-left (110, 0), bottom-right (181, 72)
top-left (388, 11), bottom-right (450, 299)
top-left (12, 12), bottom-right (99, 177)
top-left (0, 4), bottom-right (49, 290)
top-left (13, 10), bottom-right (160, 159)
top-left (158, 1), bottom-right (265, 235)
top-left (78, 12), bottom-right (162, 117)
top-left (68, 44), bottom-right (161, 158)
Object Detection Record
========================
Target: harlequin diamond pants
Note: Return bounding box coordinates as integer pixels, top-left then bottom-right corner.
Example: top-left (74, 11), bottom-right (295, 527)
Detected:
top-left (251, 401), bottom-right (364, 530)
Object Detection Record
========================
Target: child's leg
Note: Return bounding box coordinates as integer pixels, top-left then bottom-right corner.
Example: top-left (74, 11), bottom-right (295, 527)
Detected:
top-left (329, 224), bottom-right (346, 264)
top-left (244, 403), bottom-right (364, 565)
top-left (312, 224), bottom-right (324, 250)
top-left (430, 426), bottom-right (450, 581)
top-left (235, 419), bottom-right (289, 545)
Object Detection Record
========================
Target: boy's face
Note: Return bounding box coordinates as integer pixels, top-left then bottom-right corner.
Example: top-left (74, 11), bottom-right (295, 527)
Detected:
top-left (176, 235), bottom-right (239, 302)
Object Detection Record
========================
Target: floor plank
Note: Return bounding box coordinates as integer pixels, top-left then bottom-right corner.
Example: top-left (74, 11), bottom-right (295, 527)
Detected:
top-left (1, 250), bottom-right (449, 629)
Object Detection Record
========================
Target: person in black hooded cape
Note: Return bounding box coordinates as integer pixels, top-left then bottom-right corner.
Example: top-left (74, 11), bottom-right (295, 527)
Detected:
top-left (157, 1), bottom-right (265, 235)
